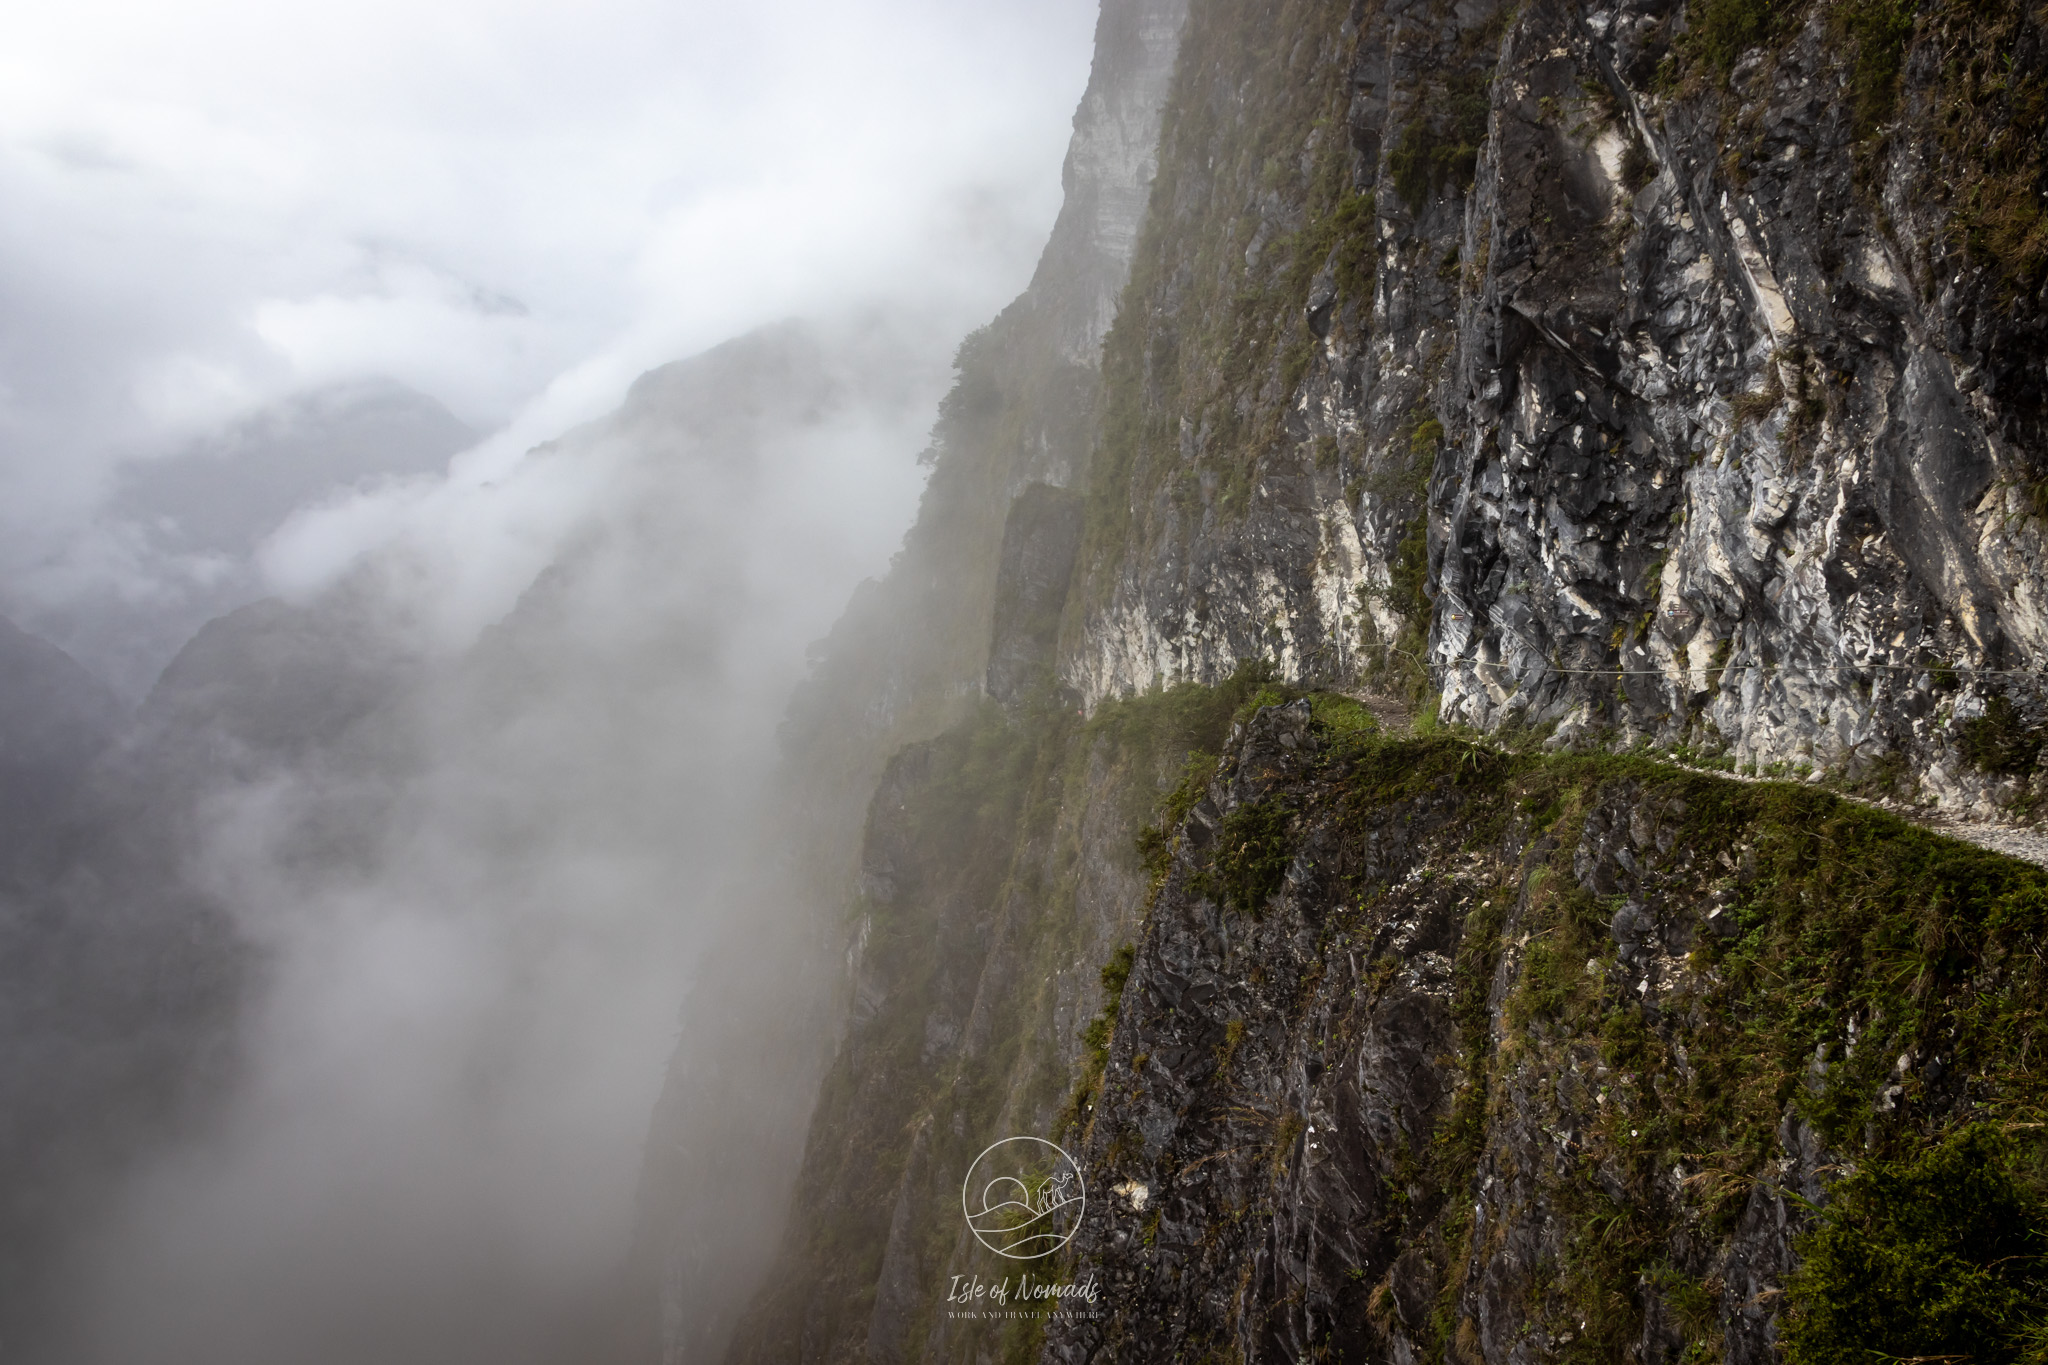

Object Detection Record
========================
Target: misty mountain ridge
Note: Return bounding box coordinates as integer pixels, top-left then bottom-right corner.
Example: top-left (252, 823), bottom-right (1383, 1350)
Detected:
top-left (0, 314), bottom-right (948, 1365)
top-left (112, 378), bottom-right (476, 560)
top-left (7, 379), bottom-right (476, 706)
top-left (0, 615), bottom-right (122, 882)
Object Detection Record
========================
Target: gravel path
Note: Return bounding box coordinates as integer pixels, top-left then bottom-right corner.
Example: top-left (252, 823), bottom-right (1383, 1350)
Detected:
top-left (1907, 816), bottom-right (2048, 869)
top-left (1334, 693), bottom-right (2048, 872)
top-left (1660, 762), bottom-right (2048, 871)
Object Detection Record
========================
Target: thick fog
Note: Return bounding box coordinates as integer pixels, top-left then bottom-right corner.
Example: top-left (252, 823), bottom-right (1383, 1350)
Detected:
top-left (2, 0), bottom-right (1095, 690)
top-left (0, 1), bottom-right (1097, 1361)
top-left (48, 320), bottom-right (940, 1365)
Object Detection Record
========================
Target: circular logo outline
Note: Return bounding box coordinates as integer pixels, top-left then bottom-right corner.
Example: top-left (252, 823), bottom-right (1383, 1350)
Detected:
top-left (960, 1135), bottom-right (1085, 1260)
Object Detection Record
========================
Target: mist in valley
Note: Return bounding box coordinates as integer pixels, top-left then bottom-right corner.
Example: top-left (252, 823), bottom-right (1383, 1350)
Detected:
top-left (0, 1), bottom-right (1100, 1360)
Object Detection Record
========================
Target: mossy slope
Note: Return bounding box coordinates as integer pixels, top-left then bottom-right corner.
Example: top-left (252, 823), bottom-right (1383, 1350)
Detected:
top-left (1047, 704), bottom-right (2048, 1363)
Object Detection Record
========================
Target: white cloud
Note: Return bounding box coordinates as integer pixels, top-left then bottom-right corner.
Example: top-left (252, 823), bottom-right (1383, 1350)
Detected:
top-left (0, 0), bottom-right (1098, 588)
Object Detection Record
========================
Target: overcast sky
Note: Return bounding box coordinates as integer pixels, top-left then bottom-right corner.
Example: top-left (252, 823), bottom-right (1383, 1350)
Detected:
top-left (0, 0), bottom-right (1100, 598)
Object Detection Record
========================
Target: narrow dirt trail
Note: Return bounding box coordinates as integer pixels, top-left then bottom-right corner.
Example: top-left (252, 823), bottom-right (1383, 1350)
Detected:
top-left (1337, 689), bottom-right (2048, 871)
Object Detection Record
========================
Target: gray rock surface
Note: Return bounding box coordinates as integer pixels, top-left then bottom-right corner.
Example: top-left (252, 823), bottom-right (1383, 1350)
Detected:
top-left (987, 485), bottom-right (1087, 705)
top-left (1044, 702), bottom-right (2017, 1364)
top-left (1046, 0), bottom-right (2046, 827)
top-left (1433, 0), bottom-right (2048, 818)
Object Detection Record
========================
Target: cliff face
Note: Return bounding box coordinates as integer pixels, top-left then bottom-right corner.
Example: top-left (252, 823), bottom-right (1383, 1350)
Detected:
top-left (1065, 0), bottom-right (2047, 814)
top-left (777, 0), bottom-right (1191, 805)
top-left (721, 0), bottom-right (2048, 1360)
top-left (1435, 0), bottom-right (2048, 811)
top-left (703, 4), bottom-right (1192, 1360)
top-left (1046, 698), bottom-right (2048, 1363)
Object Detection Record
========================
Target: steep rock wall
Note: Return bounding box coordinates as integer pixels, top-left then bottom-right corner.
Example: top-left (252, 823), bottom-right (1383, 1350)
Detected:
top-left (719, 0), bottom-right (2048, 1359)
top-left (1047, 698), bottom-right (2048, 1363)
top-left (1434, 0), bottom-right (2048, 815)
top-left (1056, 0), bottom-right (2047, 817)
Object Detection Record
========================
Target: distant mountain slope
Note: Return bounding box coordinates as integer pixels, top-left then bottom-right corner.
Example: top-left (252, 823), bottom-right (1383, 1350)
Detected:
top-left (0, 316), bottom-right (949, 1365)
top-left (113, 379), bottom-right (475, 560)
top-left (0, 614), bottom-right (239, 1363)
top-left (0, 615), bottom-right (121, 881)
top-left (19, 380), bottom-right (475, 703)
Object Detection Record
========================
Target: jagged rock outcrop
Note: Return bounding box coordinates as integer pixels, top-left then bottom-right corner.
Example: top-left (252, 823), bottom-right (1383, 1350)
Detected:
top-left (1046, 698), bottom-right (2048, 1364)
top-left (1052, 0), bottom-right (2046, 818)
top-left (987, 486), bottom-right (1088, 706)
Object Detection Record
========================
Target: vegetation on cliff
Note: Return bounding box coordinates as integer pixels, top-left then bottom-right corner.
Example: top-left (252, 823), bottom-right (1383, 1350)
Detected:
top-left (1046, 696), bottom-right (2048, 1362)
top-left (724, 0), bottom-right (2048, 1354)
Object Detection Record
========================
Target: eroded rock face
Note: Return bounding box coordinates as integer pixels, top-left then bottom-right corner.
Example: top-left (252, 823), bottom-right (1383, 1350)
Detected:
top-left (1058, 0), bottom-right (2046, 818)
top-left (988, 485), bottom-right (1088, 706)
top-left (1044, 700), bottom-right (2035, 1364)
top-left (1435, 0), bottom-right (2047, 815)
